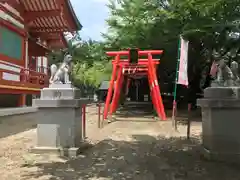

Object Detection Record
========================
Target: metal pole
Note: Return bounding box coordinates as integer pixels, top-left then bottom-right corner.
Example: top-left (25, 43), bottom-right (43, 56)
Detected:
top-left (98, 103), bottom-right (101, 128)
top-left (82, 105), bottom-right (86, 139)
top-left (172, 37), bottom-right (181, 129)
top-left (187, 103), bottom-right (191, 139)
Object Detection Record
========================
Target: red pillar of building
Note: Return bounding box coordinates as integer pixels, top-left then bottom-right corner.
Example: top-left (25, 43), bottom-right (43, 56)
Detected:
top-left (18, 94), bottom-right (26, 107)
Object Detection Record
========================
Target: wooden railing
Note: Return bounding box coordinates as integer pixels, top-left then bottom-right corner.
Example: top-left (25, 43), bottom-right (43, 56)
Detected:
top-left (0, 61), bottom-right (49, 90)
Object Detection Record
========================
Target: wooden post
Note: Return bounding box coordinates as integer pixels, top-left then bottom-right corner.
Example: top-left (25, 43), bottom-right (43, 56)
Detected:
top-left (148, 53), bottom-right (166, 120)
top-left (110, 67), bottom-right (124, 115)
top-left (103, 55), bottom-right (120, 120)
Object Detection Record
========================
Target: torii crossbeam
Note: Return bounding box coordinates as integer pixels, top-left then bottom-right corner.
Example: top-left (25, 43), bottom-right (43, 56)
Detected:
top-left (103, 49), bottom-right (167, 121)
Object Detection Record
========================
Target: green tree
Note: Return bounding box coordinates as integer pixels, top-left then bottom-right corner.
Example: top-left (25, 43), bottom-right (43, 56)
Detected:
top-left (70, 39), bottom-right (112, 91)
top-left (48, 37), bottom-right (112, 92)
top-left (104, 0), bottom-right (240, 91)
top-left (49, 0), bottom-right (240, 98)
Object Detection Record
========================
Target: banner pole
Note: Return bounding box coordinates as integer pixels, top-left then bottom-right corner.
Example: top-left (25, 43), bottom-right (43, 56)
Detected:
top-left (172, 36), bottom-right (181, 129)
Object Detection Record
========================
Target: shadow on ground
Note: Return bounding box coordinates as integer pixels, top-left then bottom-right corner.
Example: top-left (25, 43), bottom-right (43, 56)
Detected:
top-left (23, 135), bottom-right (240, 180)
top-left (88, 102), bottom-right (202, 123)
top-left (0, 113), bottom-right (36, 139)
top-left (114, 103), bottom-right (156, 120)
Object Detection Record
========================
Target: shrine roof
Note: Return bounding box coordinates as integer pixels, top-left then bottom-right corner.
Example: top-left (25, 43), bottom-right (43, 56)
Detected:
top-left (1, 0), bottom-right (81, 49)
top-left (66, 0), bottom-right (82, 30)
top-left (21, 0), bottom-right (82, 33)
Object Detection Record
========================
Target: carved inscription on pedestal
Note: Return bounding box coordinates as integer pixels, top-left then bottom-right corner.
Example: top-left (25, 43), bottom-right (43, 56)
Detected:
top-left (53, 91), bottom-right (62, 99)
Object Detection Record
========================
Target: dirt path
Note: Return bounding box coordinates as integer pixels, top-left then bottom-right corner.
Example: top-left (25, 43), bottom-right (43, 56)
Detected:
top-left (0, 105), bottom-right (239, 180)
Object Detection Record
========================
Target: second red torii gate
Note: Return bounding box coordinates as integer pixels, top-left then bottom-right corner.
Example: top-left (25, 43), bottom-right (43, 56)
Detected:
top-left (103, 49), bottom-right (167, 121)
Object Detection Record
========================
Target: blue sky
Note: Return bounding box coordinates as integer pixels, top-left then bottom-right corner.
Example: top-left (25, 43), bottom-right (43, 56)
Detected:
top-left (70, 0), bottom-right (109, 41)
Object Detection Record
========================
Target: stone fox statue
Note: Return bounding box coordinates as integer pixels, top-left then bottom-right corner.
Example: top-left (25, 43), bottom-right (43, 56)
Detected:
top-left (49, 54), bottom-right (73, 84)
top-left (210, 59), bottom-right (240, 87)
top-left (230, 60), bottom-right (240, 85)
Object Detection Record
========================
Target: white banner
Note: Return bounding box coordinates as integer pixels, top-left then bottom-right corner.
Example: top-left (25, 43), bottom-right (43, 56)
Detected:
top-left (177, 36), bottom-right (189, 86)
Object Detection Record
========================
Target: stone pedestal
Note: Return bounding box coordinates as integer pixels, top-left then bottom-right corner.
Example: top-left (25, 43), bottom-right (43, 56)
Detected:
top-left (197, 87), bottom-right (240, 164)
top-left (32, 85), bottom-right (92, 157)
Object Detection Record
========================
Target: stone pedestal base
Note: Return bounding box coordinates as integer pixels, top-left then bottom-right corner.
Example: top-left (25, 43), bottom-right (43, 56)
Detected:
top-left (33, 86), bottom-right (92, 157)
top-left (31, 141), bottom-right (91, 157)
top-left (202, 148), bottom-right (240, 165)
top-left (198, 87), bottom-right (240, 164)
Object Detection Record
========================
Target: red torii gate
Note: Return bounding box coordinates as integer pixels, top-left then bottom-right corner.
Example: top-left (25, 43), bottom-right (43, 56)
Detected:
top-left (103, 49), bottom-right (167, 121)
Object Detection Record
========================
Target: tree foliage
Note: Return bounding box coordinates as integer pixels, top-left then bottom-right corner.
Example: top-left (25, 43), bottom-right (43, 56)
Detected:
top-left (70, 40), bottom-right (112, 92)
top-left (103, 0), bottom-right (240, 92)
top-left (49, 0), bottom-right (240, 95)
top-left (48, 38), bottom-right (112, 93)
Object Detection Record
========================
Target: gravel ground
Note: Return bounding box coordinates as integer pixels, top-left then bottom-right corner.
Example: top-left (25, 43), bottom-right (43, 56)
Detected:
top-left (0, 105), bottom-right (240, 180)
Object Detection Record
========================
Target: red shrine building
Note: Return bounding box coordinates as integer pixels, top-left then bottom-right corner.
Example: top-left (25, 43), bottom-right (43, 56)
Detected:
top-left (0, 0), bottom-right (81, 107)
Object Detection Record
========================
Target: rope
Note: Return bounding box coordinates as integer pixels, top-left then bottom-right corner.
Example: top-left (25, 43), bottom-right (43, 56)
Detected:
top-left (123, 66), bottom-right (146, 75)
